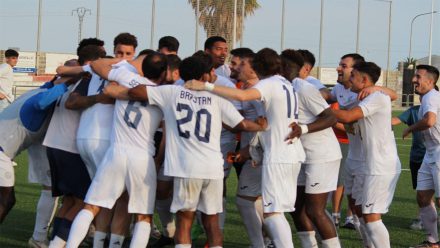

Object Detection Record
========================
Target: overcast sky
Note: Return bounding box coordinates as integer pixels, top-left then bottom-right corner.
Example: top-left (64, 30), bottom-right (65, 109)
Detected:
top-left (0, 0), bottom-right (438, 69)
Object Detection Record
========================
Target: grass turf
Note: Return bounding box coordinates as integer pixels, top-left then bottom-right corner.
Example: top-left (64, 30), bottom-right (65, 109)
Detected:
top-left (0, 111), bottom-right (421, 247)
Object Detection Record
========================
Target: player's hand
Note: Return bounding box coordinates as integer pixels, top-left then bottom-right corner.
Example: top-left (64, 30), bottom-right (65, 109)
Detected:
top-left (256, 117), bottom-right (268, 130)
top-left (96, 93), bottom-right (116, 104)
top-left (402, 127), bottom-right (412, 140)
top-left (358, 86), bottom-right (379, 100)
top-left (0, 92), bottom-right (6, 100)
top-left (285, 122), bottom-right (302, 143)
top-left (103, 82), bottom-right (125, 98)
top-left (184, 79), bottom-right (206, 91)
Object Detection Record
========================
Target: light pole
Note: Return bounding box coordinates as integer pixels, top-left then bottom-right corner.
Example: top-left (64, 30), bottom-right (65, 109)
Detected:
top-left (96, 0), bottom-right (100, 38)
top-left (375, 0), bottom-right (392, 87)
top-left (280, 0), bottom-right (285, 51)
top-left (408, 11), bottom-right (437, 61)
top-left (72, 7), bottom-right (91, 44)
top-left (318, 0), bottom-right (324, 80)
top-left (428, 0), bottom-right (435, 65)
top-left (150, 0), bottom-right (156, 49)
top-left (356, 0), bottom-right (361, 53)
top-left (195, 0), bottom-right (199, 51)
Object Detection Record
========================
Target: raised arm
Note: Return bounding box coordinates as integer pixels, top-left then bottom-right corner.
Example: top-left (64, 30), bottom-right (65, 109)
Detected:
top-left (332, 107), bottom-right (364, 124)
top-left (403, 112), bottom-right (436, 139)
top-left (90, 58), bottom-right (122, 80)
top-left (56, 65), bottom-right (84, 76)
top-left (103, 82), bottom-right (130, 100)
top-left (305, 108), bottom-right (337, 133)
top-left (358, 86), bottom-right (397, 101)
top-left (185, 80), bottom-right (261, 102)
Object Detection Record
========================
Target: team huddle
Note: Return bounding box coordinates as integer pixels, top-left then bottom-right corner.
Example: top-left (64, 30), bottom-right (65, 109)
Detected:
top-left (0, 33), bottom-right (439, 248)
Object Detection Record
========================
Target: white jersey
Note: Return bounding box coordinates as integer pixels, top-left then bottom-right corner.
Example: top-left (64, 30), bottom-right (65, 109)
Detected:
top-left (331, 83), bottom-right (365, 162)
top-left (214, 75), bottom-right (242, 144)
top-left (215, 64), bottom-right (231, 78)
top-left (305, 76), bottom-right (325, 90)
top-left (43, 83), bottom-right (82, 153)
top-left (292, 78), bottom-right (341, 163)
top-left (418, 89), bottom-right (440, 163)
top-left (0, 63), bottom-right (14, 101)
top-left (107, 61), bottom-right (163, 156)
top-left (0, 88), bottom-right (49, 158)
top-left (240, 100), bottom-right (265, 147)
top-left (76, 65), bottom-right (114, 141)
top-left (147, 85), bottom-right (244, 180)
top-left (358, 92), bottom-right (401, 175)
top-left (252, 75), bottom-right (305, 164)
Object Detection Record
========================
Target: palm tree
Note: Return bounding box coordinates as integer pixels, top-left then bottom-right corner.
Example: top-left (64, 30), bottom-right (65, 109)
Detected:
top-left (188, 0), bottom-right (260, 48)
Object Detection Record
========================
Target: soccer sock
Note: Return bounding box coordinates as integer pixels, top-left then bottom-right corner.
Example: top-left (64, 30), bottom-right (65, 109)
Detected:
top-left (297, 231), bottom-right (318, 247)
top-left (57, 218), bottom-right (73, 241)
top-left (321, 237), bottom-right (341, 248)
top-left (93, 231), bottom-right (107, 248)
top-left (109, 233), bottom-right (125, 248)
top-left (65, 209), bottom-right (94, 248)
top-left (49, 236), bottom-right (66, 248)
top-left (175, 244), bottom-right (192, 248)
top-left (218, 197), bottom-right (226, 231)
top-left (156, 197), bottom-right (176, 238)
top-left (359, 218), bottom-right (374, 248)
top-left (264, 214), bottom-right (293, 248)
top-left (236, 197), bottom-right (265, 247)
top-left (50, 217), bottom-right (62, 240)
top-left (130, 221), bottom-right (151, 248)
top-left (365, 220), bottom-right (390, 248)
top-left (32, 190), bottom-right (58, 241)
top-left (420, 204), bottom-right (440, 243)
top-left (331, 212), bottom-right (341, 225)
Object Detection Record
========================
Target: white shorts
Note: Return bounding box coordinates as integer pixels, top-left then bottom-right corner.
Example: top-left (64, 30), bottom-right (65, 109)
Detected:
top-left (262, 163), bottom-right (301, 213)
top-left (77, 139), bottom-right (110, 179)
top-left (417, 161), bottom-right (440, 197)
top-left (237, 161), bottom-right (262, 197)
top-left (297, 159), bottom-right (341, 194)
top-left (221, 141), bottom-right (237, 178)
top-left (361, 174), bottom-right (400, 214)
top-left (157, 164), bottom-right (173, 182)
top-left (344, 158), bottom-right (366, 197)
top-left (0, 151), bottom-right (14, 187)
top-left (27, 144), bottom-right (51, 186)
top-left (85, 144), bottom-right (157, 214)
top-left (171, 177), bottom-right (223, 215)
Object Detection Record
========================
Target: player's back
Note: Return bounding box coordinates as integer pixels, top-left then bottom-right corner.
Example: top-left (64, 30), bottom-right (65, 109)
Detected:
top-left (147, 85), bottom-right (243, 180)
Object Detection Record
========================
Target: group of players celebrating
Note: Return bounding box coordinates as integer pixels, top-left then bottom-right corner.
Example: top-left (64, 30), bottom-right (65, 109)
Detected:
top-left (0, 32), bottom-right (439, 248)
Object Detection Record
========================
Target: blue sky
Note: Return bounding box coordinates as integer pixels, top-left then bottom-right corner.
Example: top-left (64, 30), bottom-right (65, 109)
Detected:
top-left (0, 0), bottom-right (438, 69)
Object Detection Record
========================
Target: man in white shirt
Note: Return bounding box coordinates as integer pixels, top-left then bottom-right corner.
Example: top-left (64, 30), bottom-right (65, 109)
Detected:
top-left (185, 48), bottom-right (306, 248)
top-left (403, 65), bottom-right (440, 248)
top-left (204, 36), bottom-right (231, 78)
top-left (0, 49), bottom-right (18, 112)
top-left (333, 61), bottom-right (401, 248)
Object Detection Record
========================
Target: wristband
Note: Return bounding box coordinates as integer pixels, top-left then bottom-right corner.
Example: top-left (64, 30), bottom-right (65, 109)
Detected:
top-left (299, 124), bottom-right (309, 134)
top-left (204, 82), bottom-right (215, 92)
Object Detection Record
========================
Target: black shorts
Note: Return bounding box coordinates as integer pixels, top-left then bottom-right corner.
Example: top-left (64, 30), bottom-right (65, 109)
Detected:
top-left (410, 160), bottom-right (422, 190)
top-left (47, 147), bottom-right (91, 199)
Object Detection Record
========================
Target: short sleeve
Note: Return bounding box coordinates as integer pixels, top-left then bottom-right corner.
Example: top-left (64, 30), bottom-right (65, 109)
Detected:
top-left (218, 97), bottom-right (244, 128)
top-left (422, 93), bottom-right (440, 117)
top-left (82, 65), bottom-right (92, 73)
top-left (359, 92), bottom-right (389, 117)
top-left (303, 83), bottom-right (329, 116)
top-left (252, 80), bottom-right (272, 103)
top-left (147, 85), bottom-right (176, 108)
top-left (398, 108), bottom-right (412, 125)
top-left (108, 67), bottom-right (154, 88)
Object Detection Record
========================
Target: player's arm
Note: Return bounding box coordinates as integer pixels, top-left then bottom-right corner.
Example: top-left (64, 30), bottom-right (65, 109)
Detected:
top-left (320, 88), bottom-right (335, 103)
top-left (102, 82), bottom-right (130, 100)
top-left (65, 91), bottom-right (114, 110)
top-left (228, 118), bottom-right (267, 133)
top-left (403, 112), bottom-right (436, 139)
top-left (56, 65), bottom-right (84, 76)
top-left (90, 58), bottom-right (122, 80)
top-left (333, 122), bottom-right (346, 132)
top-left (185, 80), bottom-right (261, 101)
top-left (305, 108), bottom-right (337, 133)
top-left (332, 107), bottom-right (364, 124)
top-left (127, 84), bottom-right (148, 101)
top-left (358, 86), bottom-right (398, 101)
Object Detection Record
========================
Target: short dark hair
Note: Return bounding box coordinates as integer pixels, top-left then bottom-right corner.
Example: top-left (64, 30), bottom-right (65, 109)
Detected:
top-left (352, 61), bottom-right (381, 84)
top-left (141, 52), bottom-right (167, 80)
top-left (252, 48), bottom-right (282, 78)
top-left (158, 36), bottom-right (180, 53)
top-left (416, 64), bottom-right (440, 83)
top-left (113, 32), bottom-right (138, 48)
top-left (341, 53), bottom-right (365, 66)
top-left (5, 49), bottom-right (19, 58)
top-left (77, 45), bottom-right (106, 65)
top-left (204, 36), bottom-right (227, 50)
top-left (297, 49), bottom-right (315, 67)
top-left (77, 38), bottom-right (104, 55)
top-left (166, 54), bottom-right (181, 71)
top-left (179, 56), bottom-right (206, 81)
top-left (280, 49), bottom-right (304, 80)
top-left (230, 47), bottom-right (254, 59)
top-left (138, 49), bottom-right (155, 57)
top-left (192, 52), bottom-right (213, 74)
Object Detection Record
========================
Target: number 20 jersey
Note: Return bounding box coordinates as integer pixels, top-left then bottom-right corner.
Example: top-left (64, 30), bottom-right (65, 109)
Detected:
top-left (107, 61), bottom-right (163, 156)
top-left (147, 85), bottom-right (244, 180)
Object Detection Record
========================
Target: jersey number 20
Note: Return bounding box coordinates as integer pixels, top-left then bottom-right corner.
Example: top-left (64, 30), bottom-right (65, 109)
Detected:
top-left (176, 103), bottom-right (212, 143)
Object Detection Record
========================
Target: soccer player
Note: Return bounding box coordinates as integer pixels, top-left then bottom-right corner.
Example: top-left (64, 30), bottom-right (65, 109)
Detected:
top-left (229, 47), bottom-right (254, 82)
top-left (66, 53), bottom-right (166, 248)
top-left (297, 49), bottom-right (326, 90)
top-left (101, 54), bottom-right (266, 248)
top-left (403, 65), bottom-right (440, 248)
top-left (113, 32), bottom-right (137, 60)
top-left (158, 36), bottom-right (180, 55)
top-left (0, 49), bottom-right (19, 112)
top-left (204, 36), bottom-right (230, 78)
top-left (333, 61), bottom-right (401, 248)
top-left (185, 48), bottom-right (306, 248)
top-left (281, 49), bottom-right (342, 248)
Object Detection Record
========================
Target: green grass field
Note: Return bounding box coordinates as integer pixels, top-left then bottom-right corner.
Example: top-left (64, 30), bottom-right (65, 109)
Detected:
top-left (0, 111), bottom-right (422, 247)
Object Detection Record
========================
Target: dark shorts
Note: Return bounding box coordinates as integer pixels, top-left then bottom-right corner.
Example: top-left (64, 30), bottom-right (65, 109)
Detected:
top-left (410, 160), bottom-right (422, 189)
top-left (47, 147), bottom-right (91, 199)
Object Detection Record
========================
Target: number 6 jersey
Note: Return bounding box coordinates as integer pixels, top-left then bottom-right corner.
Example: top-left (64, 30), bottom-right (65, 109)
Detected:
top-left (147, 85), bottom-right (244, 180)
